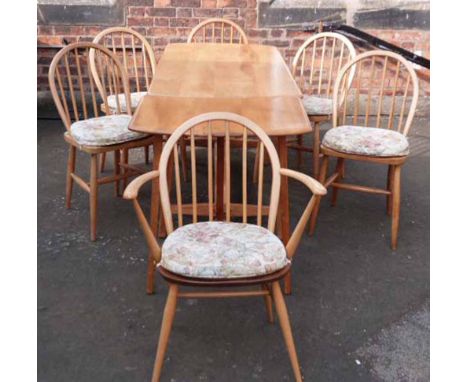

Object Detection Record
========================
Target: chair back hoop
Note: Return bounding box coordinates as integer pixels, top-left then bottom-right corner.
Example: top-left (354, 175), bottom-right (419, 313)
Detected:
top-left (292, 32), bottom-right (356, 100)
top-left (187, 18), bottom-right (248, 44)
top-left (159, 112), bottom-right (281, 235)
top-left (332, 50), bottom-right (419, 136)
top-left (93, 27), bottom-right (157, 93)
top-left (48, 41), bottom-right (132, 130)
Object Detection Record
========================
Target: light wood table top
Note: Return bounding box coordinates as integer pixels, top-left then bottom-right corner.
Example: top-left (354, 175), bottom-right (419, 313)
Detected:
top-left (130, 43), bottom-right (310, 136)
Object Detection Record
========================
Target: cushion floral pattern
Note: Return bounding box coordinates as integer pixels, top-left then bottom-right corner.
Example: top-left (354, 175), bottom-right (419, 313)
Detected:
top-left (302, 95), bottom-right (333, 116)
top-left (323, 125), bottom-right (409, 157)
top-left (106, 91), bottom-right (146, 112)
top-left (160, 221), bottom-right (289, 279)
top-left (70, 115), bottom-right (147, 146)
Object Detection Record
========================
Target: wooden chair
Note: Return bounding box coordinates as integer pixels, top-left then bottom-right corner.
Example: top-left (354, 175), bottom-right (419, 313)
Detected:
top-left (187, 18), bottom-right (248, 44)
top-left (309, 50), bottom-right (419, 249)
top-left (289, 32), bottom-right (356, 177)
top-left (123, 112), bottom-right (326, 381)
top-left (48, 42), bottom-right (154, 240)
top-left (93, 27), bottom-right (157, 170)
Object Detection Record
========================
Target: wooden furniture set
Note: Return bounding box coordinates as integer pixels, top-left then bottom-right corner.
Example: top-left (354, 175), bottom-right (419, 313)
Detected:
top-left (48, 18), bottom-right (419, 381)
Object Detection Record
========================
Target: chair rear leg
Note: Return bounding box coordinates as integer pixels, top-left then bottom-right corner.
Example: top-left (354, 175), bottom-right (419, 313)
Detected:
top-left (89, 154), bottom-right (99, 241)
top-left (152, 284), bottom-right (178, 382)
top-left (66, 145), bottom-right (76, 209)
top-left (296, 134), bottom-right (303, 168)
top-left (312, 122), bottom-right (321, 178)
top-left (100, 152), bottom-right (106, 172)
top-left (122, 148), bottom-right (129, 189)
top-left (391, 165), bottom-right (402, 250)
top-left (309, 155), bottom-right (329, 235)
top-left (145, 145), bottom-right (150, 164)
top-left (272, 281), bottom-right (302, 382)
top-left (331, 158), bottom-right (345, 206)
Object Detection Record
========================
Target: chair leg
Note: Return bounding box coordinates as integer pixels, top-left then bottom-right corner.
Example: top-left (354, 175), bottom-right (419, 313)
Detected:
top-left (262, 284), bottom-right (274, 323)
top-left (89, 154), bottom-right (99, 241)
top-left (113, 150), bottom-right (121, 197)
top-left (145, 145), bottom-right (150, 164)
top-left (146, 256), bottom-right (156, 295)
top-left (386, 165), bottom-right (395, 216)
top-left (309, 155), bottom-right (329, 235)
top-left (66, 145), bottom-right (76, 209)
top-left (272, 281), bottom-right (302, 382)
top-left (391, 165), bottom-right (402, 250)
top-left (100, 152), bottom-right (106, 173)
top-left (331, 158), bottom-right (345, 206)
top-left (296, 134), bottom-right (303, 168)
top-left (122, 148), bottom-right (129, 189)
top-left (152, 284), bottom-right (178, 382)
top-left (312, 122), bottom-right (321, 178)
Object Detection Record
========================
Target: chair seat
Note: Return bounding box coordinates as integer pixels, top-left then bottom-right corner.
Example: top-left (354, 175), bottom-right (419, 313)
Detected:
top-left (70, 115), bottom-right (147, 146)
top-left (302, 95), bottom-right (333, 116)
top-left (323, 125), bottom-right (409, 157)
top-left (106, 91), bottom-right (147, 112)
top-left (161, 222), bottom-right (289, 279)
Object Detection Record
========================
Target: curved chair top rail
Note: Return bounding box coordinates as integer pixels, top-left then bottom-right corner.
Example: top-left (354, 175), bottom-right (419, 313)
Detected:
top-left (332, 50), bottom-right (419, 136)
top-left (187, 18), bottom-right (248, 44)
top-left (93, 27), bottom-right (157, 93)
top-left (159, 112), bottom-right (280, 235)
top-left (48, 41), bottom-right (131, 130)
top-left (292, 32), bottom-right (356, 98)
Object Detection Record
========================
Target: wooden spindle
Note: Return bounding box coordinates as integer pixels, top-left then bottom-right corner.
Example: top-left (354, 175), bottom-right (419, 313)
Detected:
top-left (326, 37), bottom-right (336, 96)
top-left (143, 42), bottom-right (149, 89)
top-left (224, 122), bottom-right (231, 221)
top-left (55, 67), bottom-right (71, 125)
top-left (397, 74), bottom-right (411, 133)
top-left (74, 48), bottom-right (88, 119)
top-left (207, 122), bottom-right (214, 221)
top-left (190, 128), bottom-right (198, 223)
top-left (353, 60), bottom-right (362, 125)
top-left (365, 56), bottom-right (376, 127)
top-left (173, 145), bottom-right (183, 227)
top-left (131, 35), bottom-right (140, 93)
top-left (242, 127), bottom-right (247, 223)
top-left (388, 61), bottom-right (401, 130)
top-left (309, 40), bottom-right (317, 93)
top-left (317, 37), bottom-right (327, 96)
top-left (376, 56), bottom-right (388, 128)
top-left (64, 54), bottom-right (79, 121)
top-left (257, 142), bottom-right (264, 226)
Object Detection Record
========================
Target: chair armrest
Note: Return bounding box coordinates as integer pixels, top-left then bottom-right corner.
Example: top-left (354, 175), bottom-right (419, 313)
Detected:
top-left (123, 170), bottom-right (160, 200)
top-left (279, 168), bottom-right (327, 196)
top-left (279, 168), bottom-right (327, 259)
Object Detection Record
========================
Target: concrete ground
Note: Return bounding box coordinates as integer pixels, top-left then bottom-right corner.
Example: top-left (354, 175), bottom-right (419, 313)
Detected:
top-left (38, 116), bottom-right (429, 382)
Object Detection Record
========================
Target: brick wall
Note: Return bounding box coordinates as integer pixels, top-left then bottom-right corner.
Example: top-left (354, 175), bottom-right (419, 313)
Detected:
top-left (37, 0), bottom-right (430, 99)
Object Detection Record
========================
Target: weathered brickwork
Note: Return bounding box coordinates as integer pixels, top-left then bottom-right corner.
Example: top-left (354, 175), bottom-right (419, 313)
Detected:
top-left (37, 0), bottom-right (430, 97)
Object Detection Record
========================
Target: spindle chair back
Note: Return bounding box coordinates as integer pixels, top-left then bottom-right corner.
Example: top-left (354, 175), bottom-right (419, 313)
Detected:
top-left (49, 42), bottom-right (154, 240)
top-left (309, 50), bottom-right (419, 249)
top-left (187, 18), bottom-right (248, 44)
top-left (289, 32), bottom-right (356, 177)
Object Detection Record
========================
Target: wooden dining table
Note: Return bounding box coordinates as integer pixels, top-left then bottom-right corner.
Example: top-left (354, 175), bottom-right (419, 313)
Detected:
top-left (129, 43), bottom-right (311, 294)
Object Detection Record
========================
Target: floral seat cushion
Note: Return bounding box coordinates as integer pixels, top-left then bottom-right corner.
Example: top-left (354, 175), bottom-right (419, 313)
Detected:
top-left (106, 91), bottom-right (147, 112)
top-left (161, 221), bottom-right (289, 279)
top-left (302, 95), bottom-right (333, 116)
top-left (70, 115), bottom-right (147, 146)
top-left (322, 125), bottom-right (409, 157)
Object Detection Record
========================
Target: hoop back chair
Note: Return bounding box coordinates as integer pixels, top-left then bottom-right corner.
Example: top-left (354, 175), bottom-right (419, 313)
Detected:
top-left (49, 42), bottom-right (153, 240)
top-left (93, 27), bottom-right (157, 168)
top-left (309, 50), bottom-right (419, 249)
top-left (290, 32), bottom-right (356, 177)
top-left (187, 18), bottom-right (248, 44)
top-left (123, 112), bottom-right (326, 381)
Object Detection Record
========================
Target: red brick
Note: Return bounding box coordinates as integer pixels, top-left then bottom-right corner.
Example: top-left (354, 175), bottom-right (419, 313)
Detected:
top-left (222, 8), bottom-right (239, 18)
top-left (247, 29), bottom-right (268, 38)
top-left (201, 0), bottom-right (216, 7)
top-left (146, 7), bottom-right (176, 17)
top-left (147, 27), bottom-right (174, 36)
top-left (154, 0), bottom-right (171, 5)
top-left (193, 8), bottom-right (222, 17)
top-left (218, 0), bottom-right (247, 7)
top-left (153, 17), bottom-right (170, 26)
top-left (270, 29), bottom-right (285, 38)
top-left (169, 17), bottom-right (200, 27)
top-left (128, 0), bottom-right (153, 5)
top-left (129, 6), bottom-right (146, 16)
top-left (128, 17), bottom-right (154, 27)
top-left (177, 7), bottom-right (193, 17)
top-left (171, 0), bottom-right (201, 7)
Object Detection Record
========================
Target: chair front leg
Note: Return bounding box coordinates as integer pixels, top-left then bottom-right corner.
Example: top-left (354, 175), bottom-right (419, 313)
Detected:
top-left (100, 152), bottom-right (106, 172)
top-left (331, 158), bottom-right (345, 206)
top-left (89, 154), bottom-right (99, 241)
top-left (152, 283), bottom-right (178, 382)
top-left (262, 284), bottom-right (274, 323)
top-left (113, 150), bottom-right (121, 197)
top-left (272, 281), bottom-right (302, 382)
top-left (309, 154), bottom-right (329, 235)
top-left (122, 148), bottom-right (129, 189)
top-left (386, 165), bottom-right (395, 215)
top-left (66, 145), bottom-right (76, 209)
top-left (145, 145), bottom-right (150, 164)
top-left (296, 134), bottom-right (303, 168)
top-left (391, 165), bottom-right (402, 250)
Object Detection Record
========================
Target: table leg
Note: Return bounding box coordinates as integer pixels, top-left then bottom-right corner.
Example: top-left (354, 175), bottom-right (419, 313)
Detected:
top-left (278, 137), bottom-right (292, 295)
top-left (150, 135), bottom-right (164, 235)
top-left (216, 137), bottom-right (225, 220)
